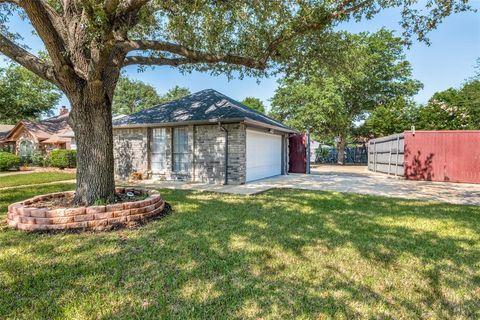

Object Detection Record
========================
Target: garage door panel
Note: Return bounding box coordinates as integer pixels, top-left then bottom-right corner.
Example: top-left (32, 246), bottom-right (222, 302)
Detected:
top-left (246, 130), bottom-right (282, 182)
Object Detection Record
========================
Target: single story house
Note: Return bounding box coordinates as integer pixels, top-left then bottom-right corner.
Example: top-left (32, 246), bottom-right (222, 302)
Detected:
top-left (1, 107), bottom-right (74, 159)
top-left (112, 89), bottom-right (296, 184)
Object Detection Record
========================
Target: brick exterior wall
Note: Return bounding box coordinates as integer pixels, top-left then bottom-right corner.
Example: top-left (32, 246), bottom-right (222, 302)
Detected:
top-left (113, 123), bottom-right (286, 185)
top-left (193, 123), bottom-right (246, 184)
top-left (225, 123), bottom-right (247, 184)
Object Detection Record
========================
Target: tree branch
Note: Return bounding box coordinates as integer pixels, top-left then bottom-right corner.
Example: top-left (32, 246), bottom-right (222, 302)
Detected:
top-left (0, 33), bottom-right (58, 84)
top-left (259, 0), bottom-right (369, 66)
top-left (123, 56), bottom-right (193, 67)
top-left (20, 0), bottom-right (72, 69)
top-left (118, 0), bottom-right (149, 14)
top-left (0, 0), bottom-right (20, 4)
top-left (120, 1), bottom-right (369, 71)
top-left (121, 40), bottom-right (265, 69)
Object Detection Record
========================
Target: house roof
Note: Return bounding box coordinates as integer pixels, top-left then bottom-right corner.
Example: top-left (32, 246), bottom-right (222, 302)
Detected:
top-left (4, 113), bottom-right (71, 142)
top-left (113, 89), bottom-right (296, 132)
top-left (42, 135), bottom-right (72, 144)
top-left (0, 124), bottom-right (14, 140)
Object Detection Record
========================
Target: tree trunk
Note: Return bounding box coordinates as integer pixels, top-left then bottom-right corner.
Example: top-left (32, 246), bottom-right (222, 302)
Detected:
top-left (337, 135), bottom-right (346, 165)
top-left (69, 89), bottom-right (116, 205)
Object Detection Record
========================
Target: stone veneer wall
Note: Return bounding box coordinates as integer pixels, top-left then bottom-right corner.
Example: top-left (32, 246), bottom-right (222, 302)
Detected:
top-left (225, 123), bottom-right (246, 184)
top-left (113, 128), bottom-right (149, 180)
top-left (113, 123), bottom-right (247, 184)
top-left (7, 188), bottom-right (165, 231)
top-left (193, 123), bottom-right (246, 184)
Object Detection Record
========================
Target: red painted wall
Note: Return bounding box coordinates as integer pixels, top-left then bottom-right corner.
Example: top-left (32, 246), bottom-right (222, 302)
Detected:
top-left (289, 133), bottom-right (307, 173)
top-left (404, 131), bottom-right (480, 184)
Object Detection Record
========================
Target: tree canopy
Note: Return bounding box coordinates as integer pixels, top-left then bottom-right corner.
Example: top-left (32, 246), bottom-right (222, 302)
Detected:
top-left (361, 97), bottom-right (418, 137)
top-left (160, 86), bottom-right (191, 104)
top-left (112, 77), bottom-right (190, 115)
top-left (0, 0), bottom-right (470, 203)
top-left (112, 77), bottom-right (162, 115)
top-left (270, 29), bottom-right (422, 163)
top-left (0, 64), bottom-right (61, 124)
top-left (363, 66), bottom-right (480, 136)
top-left (241, 97), bottom-right (266, 113)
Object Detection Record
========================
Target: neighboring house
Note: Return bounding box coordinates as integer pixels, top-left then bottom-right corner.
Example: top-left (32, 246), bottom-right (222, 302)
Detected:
top-left (1, 106), bottom-right (74, 159)
top-left (113, 89), bottom-right (296, 184)
top-left (0, 124), bottom-right (15, 151)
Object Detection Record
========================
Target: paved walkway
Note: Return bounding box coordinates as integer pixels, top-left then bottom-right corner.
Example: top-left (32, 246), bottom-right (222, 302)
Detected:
top-left (130, 167), bottom-right (480, 206)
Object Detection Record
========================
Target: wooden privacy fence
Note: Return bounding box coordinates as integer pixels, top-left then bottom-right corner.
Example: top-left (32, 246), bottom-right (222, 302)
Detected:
top-left (404, 130), bottom-right (480, 184)
top-left (368, 133), bottom-right (404, 176)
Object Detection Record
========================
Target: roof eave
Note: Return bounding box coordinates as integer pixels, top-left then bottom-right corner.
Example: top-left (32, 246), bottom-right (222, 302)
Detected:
top-left (112, 117), bottom-right (246, 129)
top-left (113, 117), bottom-right (297, 133)
top-left (243, 118), bottom-right (298, 133)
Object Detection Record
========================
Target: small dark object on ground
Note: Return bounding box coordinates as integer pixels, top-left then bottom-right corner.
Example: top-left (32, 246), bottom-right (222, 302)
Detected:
top-left (115, 192), bottom-right (148, 203)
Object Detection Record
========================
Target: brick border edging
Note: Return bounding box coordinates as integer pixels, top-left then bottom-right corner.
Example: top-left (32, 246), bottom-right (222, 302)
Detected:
top-left (6, 188), bottom-right (165, 231)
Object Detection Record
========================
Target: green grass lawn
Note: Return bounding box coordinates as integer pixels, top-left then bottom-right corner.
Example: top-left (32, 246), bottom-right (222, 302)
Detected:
top-left (0, 184), bottom-right (479, 319)
top-left (0, 172), bottom-right (76, 188)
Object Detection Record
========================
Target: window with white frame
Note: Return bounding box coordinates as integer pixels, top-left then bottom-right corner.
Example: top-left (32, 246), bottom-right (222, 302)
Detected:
top-left (151, 128), bottom-right (167, 173)
top-left (173, 127), bottom-right (190, 173)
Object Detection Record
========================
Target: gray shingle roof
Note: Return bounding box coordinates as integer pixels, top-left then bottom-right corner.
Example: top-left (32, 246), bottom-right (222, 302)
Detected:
top-left (112, 89), bottom-right (294, 132)
top-left (0, 124), bottom-right (14, 140)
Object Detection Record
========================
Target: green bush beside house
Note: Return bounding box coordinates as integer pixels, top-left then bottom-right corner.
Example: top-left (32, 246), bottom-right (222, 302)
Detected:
top-left (47, 150), bottom-right (77, 169)
top-left (0, 152), bottom-right (21, 171)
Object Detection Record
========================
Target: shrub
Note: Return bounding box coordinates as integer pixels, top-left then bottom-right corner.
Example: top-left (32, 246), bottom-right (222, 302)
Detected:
top-left (0, 152), bottom-right (21, 171)
top-left (31, 153), bottom-right (47, 167)
top-left (47, 149), bottom-right (77, 169)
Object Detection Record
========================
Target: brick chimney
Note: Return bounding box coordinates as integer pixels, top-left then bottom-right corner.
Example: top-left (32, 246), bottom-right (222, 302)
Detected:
top-left (59, 106), bottom-right (68, 116)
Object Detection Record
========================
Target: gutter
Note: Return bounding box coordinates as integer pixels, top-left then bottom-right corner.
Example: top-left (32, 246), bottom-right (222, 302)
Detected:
top-left (113, 118), bottom-right (245, 129)
top-left (243, 118), bottom-right (297, 133)
top-left (218, 122), bottom-right (229, 185)
top-left (113, 117), bottom-right (297, 134)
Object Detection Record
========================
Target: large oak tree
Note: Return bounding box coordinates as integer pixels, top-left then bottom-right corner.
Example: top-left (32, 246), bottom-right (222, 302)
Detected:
top-left (0, 0), bottom-right (471, 204)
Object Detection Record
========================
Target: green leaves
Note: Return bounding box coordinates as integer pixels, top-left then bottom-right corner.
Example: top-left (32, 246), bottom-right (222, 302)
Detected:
top-left (0, 64), bottom-right (61, 124)
top-left (417, 80), bottom-right (480, 130)
top-left (363, 78), bottom-right (480, 136)
top-left (240, 97), bottom-right (266, 113)
top-left (270, 29), bottom-right (421, 140)
top-left (112, 77), bottom-right (190, 115)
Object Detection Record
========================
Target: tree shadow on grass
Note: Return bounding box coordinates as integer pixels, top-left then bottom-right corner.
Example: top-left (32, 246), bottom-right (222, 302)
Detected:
top-left (0, 188), bottom-right (479, 319)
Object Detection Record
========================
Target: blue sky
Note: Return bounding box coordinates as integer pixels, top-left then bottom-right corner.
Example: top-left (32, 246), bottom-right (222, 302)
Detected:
top-left (2, 4), bottom-right (479, 112)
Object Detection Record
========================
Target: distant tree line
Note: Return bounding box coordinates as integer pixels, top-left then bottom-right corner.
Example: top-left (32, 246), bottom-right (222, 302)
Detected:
top-left (0, 64), bottom-right (61, 124)
top-left (360, 69), bottom-right (480, 137)
top-left (0, 66), bottom-right (192, 123)
top-left (112, 77), bottom-right (191, 115)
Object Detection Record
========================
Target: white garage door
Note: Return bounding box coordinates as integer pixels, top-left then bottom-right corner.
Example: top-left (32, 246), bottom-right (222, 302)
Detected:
top-left (246, 130), bottom-right (282, 182)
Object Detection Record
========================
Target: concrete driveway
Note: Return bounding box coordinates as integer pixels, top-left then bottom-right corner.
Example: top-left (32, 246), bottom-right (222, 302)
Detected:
top-left (131, 165), bottom-right (480, 206)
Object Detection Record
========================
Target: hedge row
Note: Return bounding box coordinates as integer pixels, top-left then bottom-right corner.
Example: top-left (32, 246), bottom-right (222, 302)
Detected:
top-left (0, 152), bottom-right (21, 171)
top-left (0, 149), bottom-right (77, 171)
top-left (47, 150), bottom-right (77, 169)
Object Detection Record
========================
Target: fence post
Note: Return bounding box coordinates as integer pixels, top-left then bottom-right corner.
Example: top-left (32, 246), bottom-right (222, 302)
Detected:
top-left (395, 135), bottom-right (400, 176)
top-left (373, 141), bottom-right (377, 172)
top-left (388, 139), bottom-right (392, 175)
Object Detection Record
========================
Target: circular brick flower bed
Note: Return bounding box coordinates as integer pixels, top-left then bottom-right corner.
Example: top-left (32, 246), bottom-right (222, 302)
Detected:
top-left (7, 188), bottom-right (165, 231)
